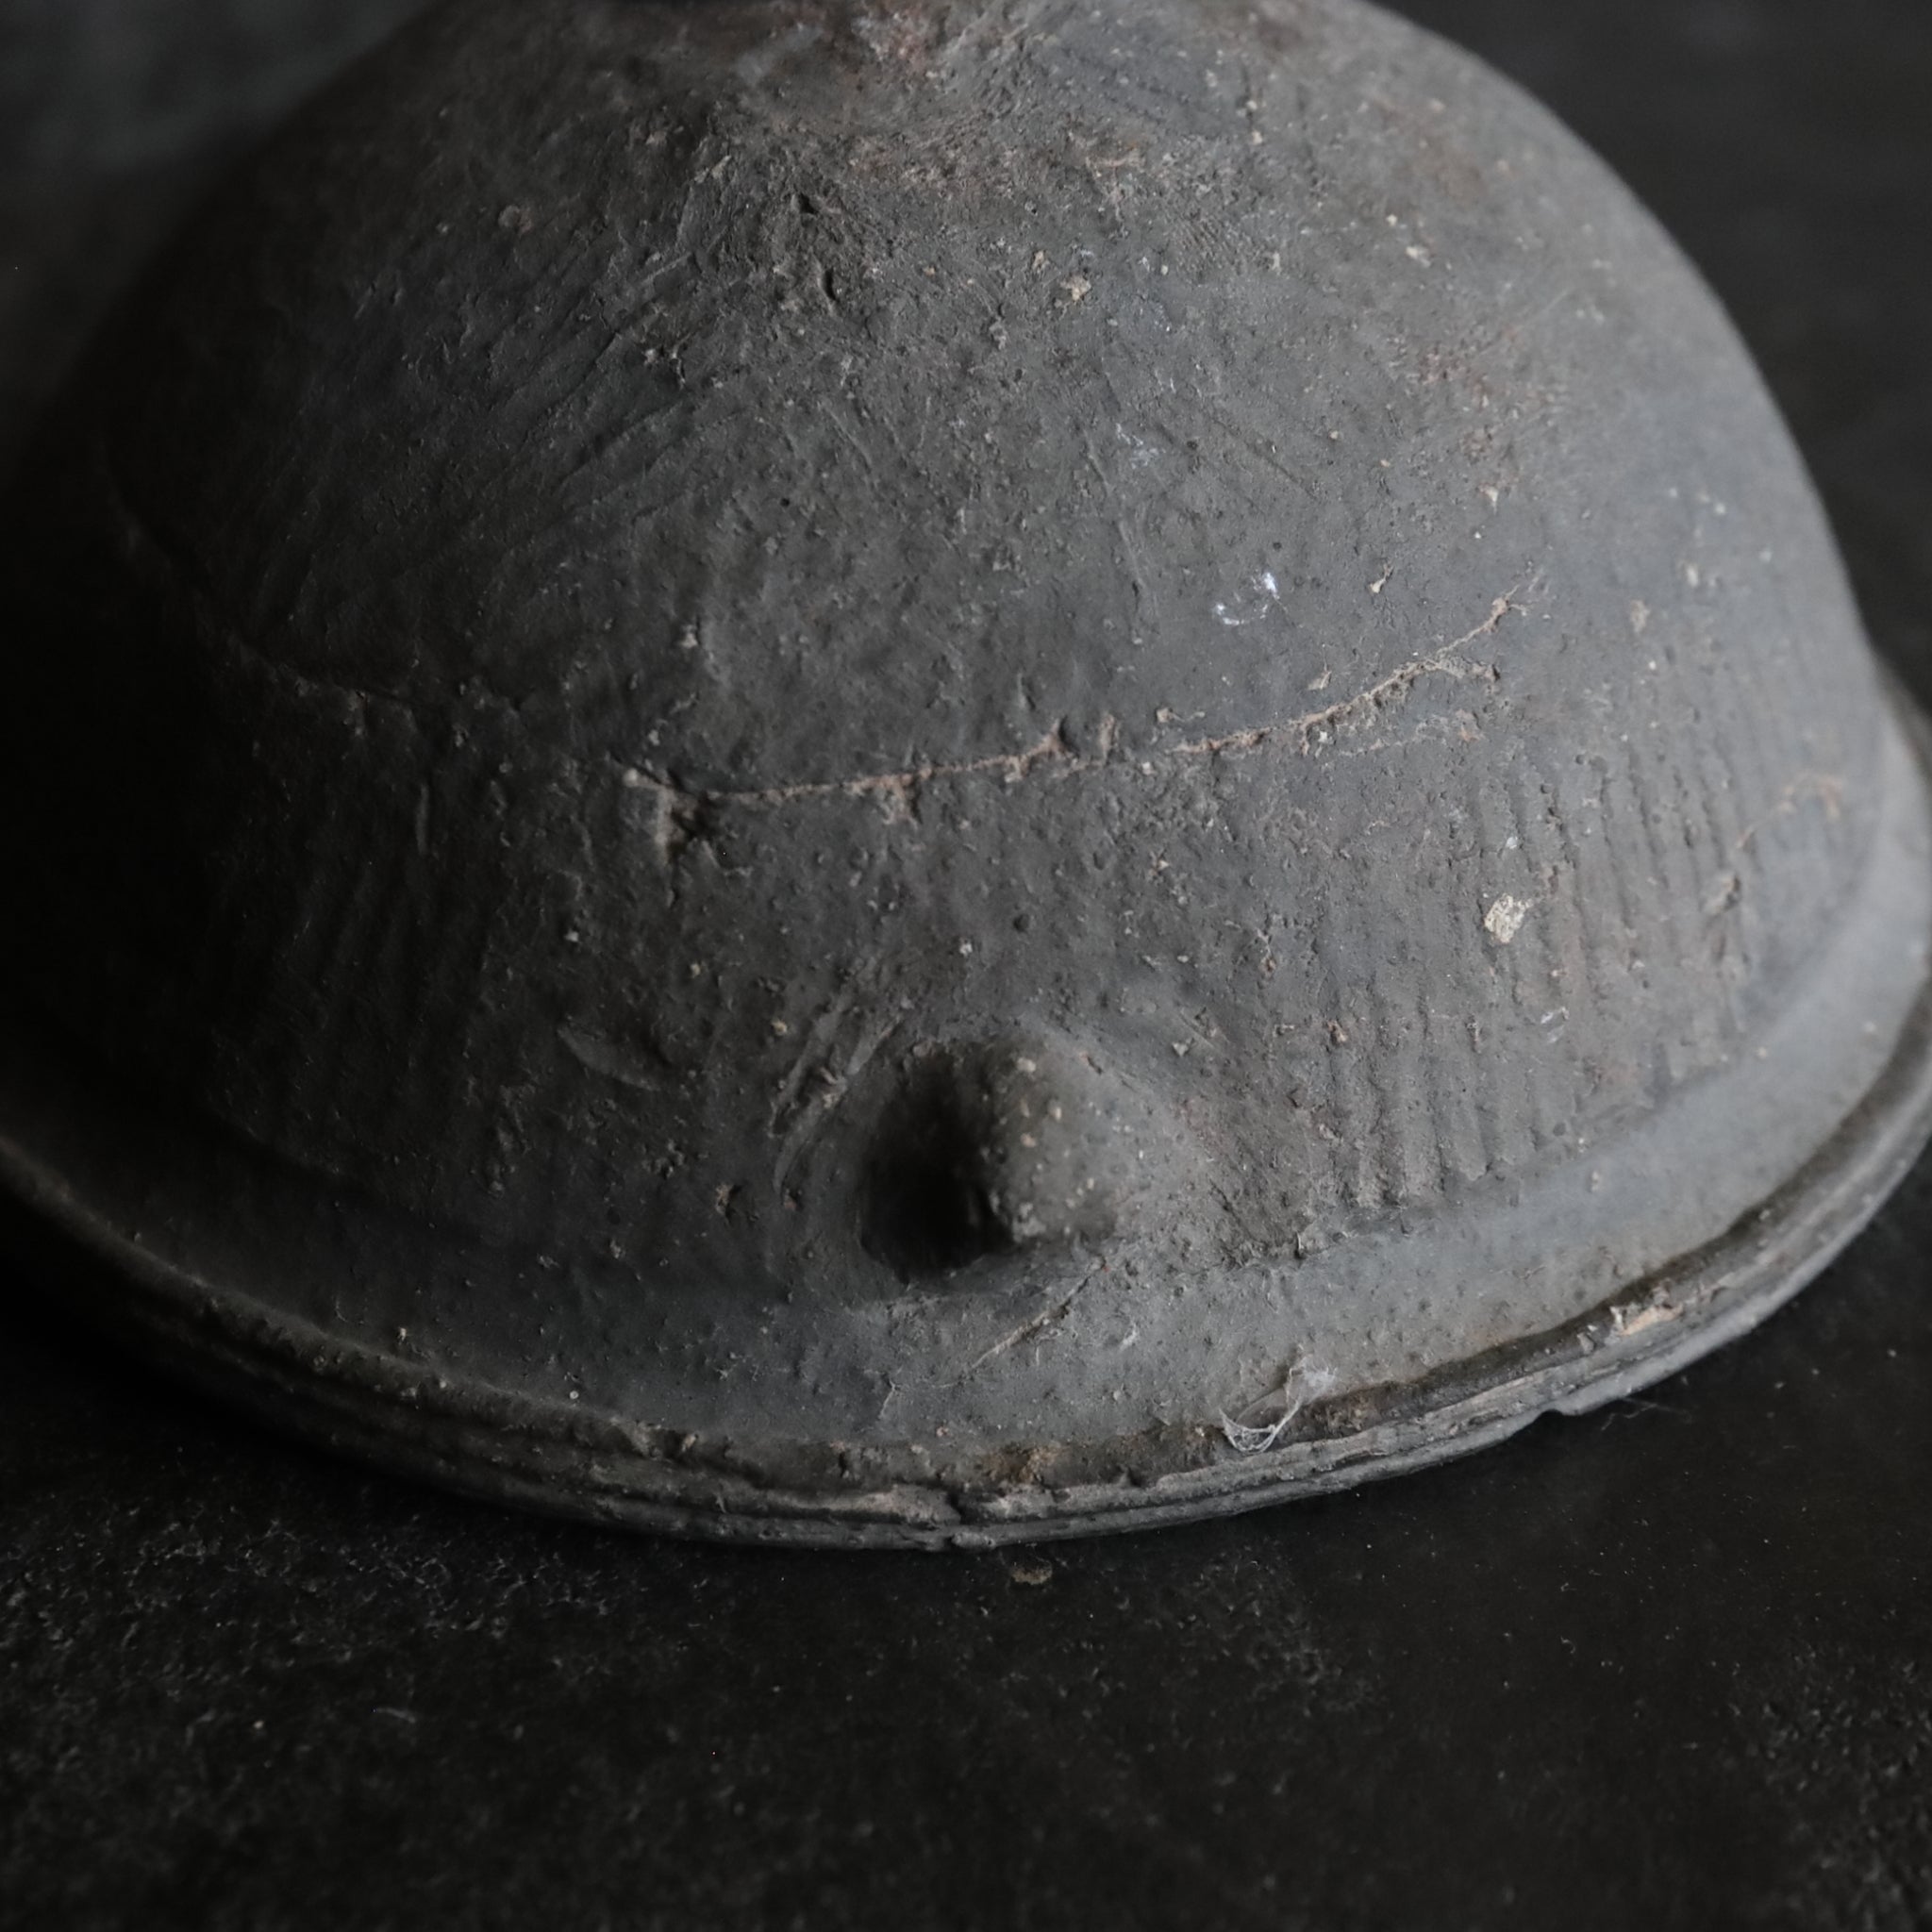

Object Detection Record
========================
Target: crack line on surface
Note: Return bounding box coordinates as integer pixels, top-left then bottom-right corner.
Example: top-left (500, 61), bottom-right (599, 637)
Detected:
top-left (1177, 589), bottom-right (1519, 761)
top-left (620, 721), bottom-right (1110, 829)
top-left (619, 588), bottom-right (1524, 828)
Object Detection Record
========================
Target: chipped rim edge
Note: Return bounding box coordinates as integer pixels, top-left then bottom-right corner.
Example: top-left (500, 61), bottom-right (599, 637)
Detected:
top-left (4, 681), bottom-right (1932, 1552)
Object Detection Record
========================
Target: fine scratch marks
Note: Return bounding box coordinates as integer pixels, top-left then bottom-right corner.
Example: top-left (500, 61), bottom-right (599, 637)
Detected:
top-left (620, 589), bottom-right (1524, 837)
top-left (769, 976), bottom-right (896, 1141)
top-left (558, 1025), bottom-right (663, 1089)
top-left (769, 1012), bottom-right (896, 1190)
top-left (965, 1267), bottom-right (1104, 1373)
top-left (768, 979), bottom-right (863, 1132)
top-left (772, 1002), bottom-right (899, 1193)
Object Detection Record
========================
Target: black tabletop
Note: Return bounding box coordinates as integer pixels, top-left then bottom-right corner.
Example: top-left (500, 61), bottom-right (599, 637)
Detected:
top-left (3, 3), bottom-right (1929, 1926)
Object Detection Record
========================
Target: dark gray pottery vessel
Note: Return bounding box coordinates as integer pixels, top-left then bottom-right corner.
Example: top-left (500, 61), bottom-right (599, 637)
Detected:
top-left (3, 0), bottom-right (1929, 1548)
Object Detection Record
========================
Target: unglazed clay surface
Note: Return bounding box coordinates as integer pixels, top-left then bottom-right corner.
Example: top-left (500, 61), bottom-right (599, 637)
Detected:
top-left (2, 0), bottom-right (1928, 1542)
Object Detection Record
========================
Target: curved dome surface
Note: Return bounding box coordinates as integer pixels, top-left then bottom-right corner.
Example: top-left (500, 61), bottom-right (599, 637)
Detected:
top-left (2, 0), bottom-right (1929, 1545)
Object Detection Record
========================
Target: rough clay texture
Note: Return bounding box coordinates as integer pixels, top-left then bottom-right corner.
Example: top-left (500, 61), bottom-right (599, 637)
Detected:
top-left (8, 0), bottom-right (1932, 1919)
top-left (1, 0), bottom-right (1926, 1523)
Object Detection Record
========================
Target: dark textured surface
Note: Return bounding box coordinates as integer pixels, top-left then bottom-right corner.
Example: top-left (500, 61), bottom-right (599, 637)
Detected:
top-left (8, 0), bottom-right (1930, 1541)
top-left (3, 0), bottom-right (1931, 1923)
top-left (0, 0), bottom-right (425, 171)
top-left (0, 0), bottom-right (426, 458)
